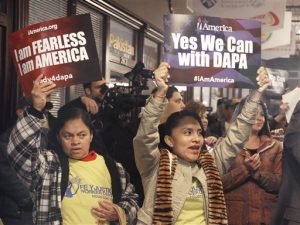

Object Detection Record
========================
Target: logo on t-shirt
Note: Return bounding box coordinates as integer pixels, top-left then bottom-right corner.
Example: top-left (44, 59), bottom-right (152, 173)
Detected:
top-left (65, 173), bottom-right (112, 200)
top-left (65, 175), bottom-right (81, 198)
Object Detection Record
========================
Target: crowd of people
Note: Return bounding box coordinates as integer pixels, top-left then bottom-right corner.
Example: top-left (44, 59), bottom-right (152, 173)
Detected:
top-left (0, 62), bottom-right (298, 225)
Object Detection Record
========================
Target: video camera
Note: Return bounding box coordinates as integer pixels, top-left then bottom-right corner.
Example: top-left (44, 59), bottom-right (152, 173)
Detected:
top-left (96, 62), bottom-right (153, 122)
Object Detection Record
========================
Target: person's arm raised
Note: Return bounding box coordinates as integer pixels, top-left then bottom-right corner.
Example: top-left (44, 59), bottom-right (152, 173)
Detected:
top-left (133, 62), bottom-right (170, 176)
top-left (213, 66), bottom-right (270, 175)
top-left (153, 62), bottom-right (170, 101)
top-left (7, 75), bottom-right (56, 190)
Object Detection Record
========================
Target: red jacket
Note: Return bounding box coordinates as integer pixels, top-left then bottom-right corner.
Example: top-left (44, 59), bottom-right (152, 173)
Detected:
top-left (222, 136), bottom-right (283, 225)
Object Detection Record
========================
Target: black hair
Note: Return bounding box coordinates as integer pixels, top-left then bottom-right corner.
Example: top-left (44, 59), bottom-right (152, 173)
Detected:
top-left (82, 77), bottom-right (105, 90)
top-left (151, 86), bottom-right (179, 101)
top-left (166, 86), bottom-right (179, 100)
top-left (232, 98), bottom-right (271, 137)
top-left (83, 82), bottom-right (91, 90)
top-left (224, 98), bottom-right (240, 110)
top-left (258, 101), bottom-right (271, 137)
top-left (55, 108), bottom-right (94, 136)
top-left (217, 97), bottom-right (228, 107)
top-left (164, 110), bottom-right (206, 151)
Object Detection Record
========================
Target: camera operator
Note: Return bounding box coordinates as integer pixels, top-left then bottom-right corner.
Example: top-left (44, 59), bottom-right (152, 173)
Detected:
top-left (98, 62), bottom-right (153, 206)
top-left (60, 78), bottom-right (107, 114)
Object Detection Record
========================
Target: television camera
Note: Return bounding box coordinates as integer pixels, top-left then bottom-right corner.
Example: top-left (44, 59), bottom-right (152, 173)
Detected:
top-left (94, 62), bottom-right (154, 126)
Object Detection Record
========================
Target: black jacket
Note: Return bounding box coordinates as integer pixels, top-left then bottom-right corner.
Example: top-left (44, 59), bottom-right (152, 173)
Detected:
top-left (207, 119), bottom-right (226, 138)
top-left (271, 101), bottom-right (300, 224)
top-left (0, 109), bottom-right (55, 224)
top-left (0, 129), bottom-right (33, 220)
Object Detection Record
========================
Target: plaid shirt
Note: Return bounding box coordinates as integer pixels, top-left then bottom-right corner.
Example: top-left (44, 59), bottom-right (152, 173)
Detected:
top-left (7, 108), bottom-right (139, 225)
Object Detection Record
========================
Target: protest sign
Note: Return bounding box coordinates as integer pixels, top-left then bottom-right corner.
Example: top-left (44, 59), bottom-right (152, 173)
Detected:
top-left (264, 68), bottom-right (288, 99)
top-left (9, 14), bottom-right (101, 96)
top-left (164, 14), bottom-right (261, 88)
top-left (282, 87), bottom-right (300, 123)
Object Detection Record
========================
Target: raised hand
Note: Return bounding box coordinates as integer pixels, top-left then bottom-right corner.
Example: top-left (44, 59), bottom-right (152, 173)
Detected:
top-left (256, 66), bottom-right (271, 92)
top-left (80, 96), bottom-right (99, 114)
top-left (205, 136), bottom-right (218, 147)
top-left (153, 62), bottom-right (170, 98)
top-left (31, 75), bottom-right (56, 111)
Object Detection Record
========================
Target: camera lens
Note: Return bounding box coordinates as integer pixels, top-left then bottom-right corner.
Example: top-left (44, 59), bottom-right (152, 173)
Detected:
top-left (100, 84), bottom-right (109, 94)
